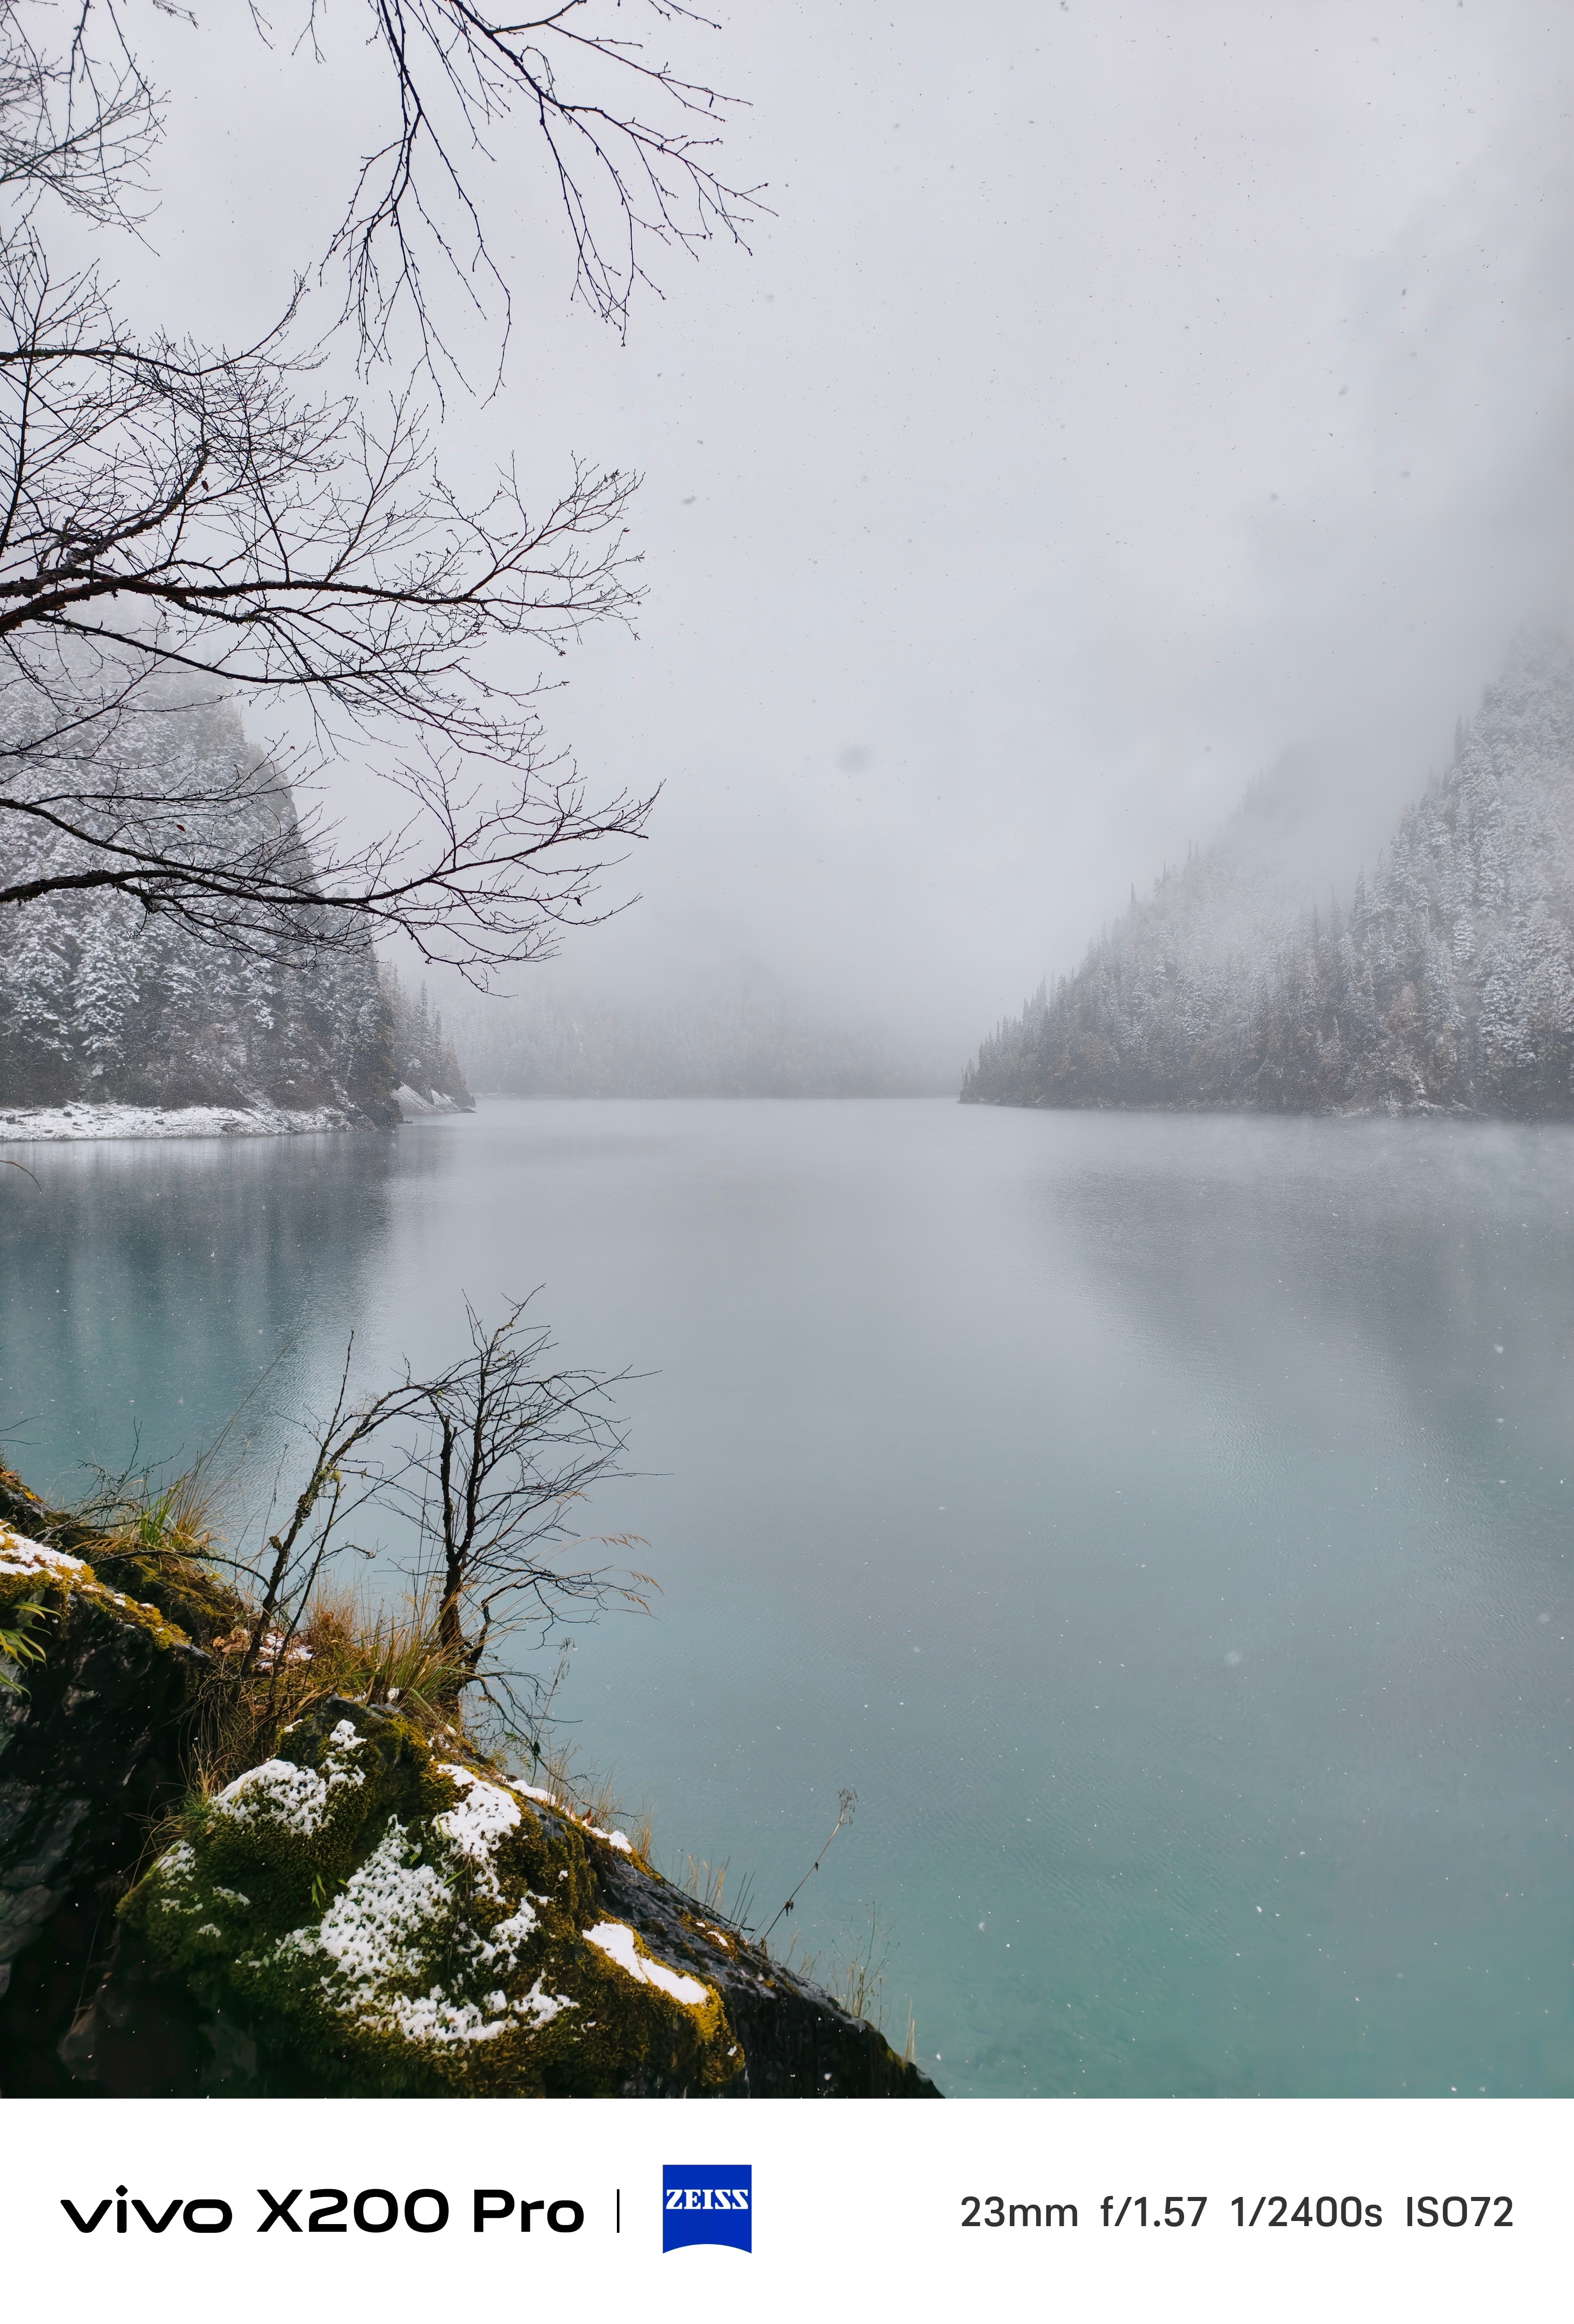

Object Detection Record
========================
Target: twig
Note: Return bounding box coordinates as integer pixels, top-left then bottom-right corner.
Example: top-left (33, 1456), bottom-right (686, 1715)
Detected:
top-left (759, 1788), bottom-right (857, 1945)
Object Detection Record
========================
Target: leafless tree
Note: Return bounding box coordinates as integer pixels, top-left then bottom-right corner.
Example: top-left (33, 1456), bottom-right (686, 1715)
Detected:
top-left (0, 0), bottom-right (753, 977)
top-left (238, 1340), bottom-right (433, 1677)
top-left (236, 1303), bottom-right (647, 1742)
top-left (406, 1298), bottom-right (648, 1694)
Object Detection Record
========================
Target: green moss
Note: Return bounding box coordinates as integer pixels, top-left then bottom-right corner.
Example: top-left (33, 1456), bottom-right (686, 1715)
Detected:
top-left (77, 1543), bottom-right (245, 1648)
top-left (121, 1697), bottom-right (741, 2095)
top-left (0, 1524), bottom-right (195, 1652)
top-left (0, 1463), bottom-right (246, 1647)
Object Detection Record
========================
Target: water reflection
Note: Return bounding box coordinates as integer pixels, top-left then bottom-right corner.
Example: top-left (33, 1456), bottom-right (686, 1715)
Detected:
top-left (952, 1114), bottom-right (1574, 2096)
top-left (0, 1132), bottom-right (397, 1504)
top-left (1053, 1117), bottom-right (1572, 1506)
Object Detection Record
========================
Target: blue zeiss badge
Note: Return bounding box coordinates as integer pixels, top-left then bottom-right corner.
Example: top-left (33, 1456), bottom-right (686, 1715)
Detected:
top-left (662, 2164), bottom-right (752, 2253)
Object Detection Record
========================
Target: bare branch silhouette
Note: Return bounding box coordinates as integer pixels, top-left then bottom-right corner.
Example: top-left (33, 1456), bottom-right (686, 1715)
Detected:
top-left (33, 0), bottom-right (762, 369)
top-left (0, 242), bottom-right (652, 972)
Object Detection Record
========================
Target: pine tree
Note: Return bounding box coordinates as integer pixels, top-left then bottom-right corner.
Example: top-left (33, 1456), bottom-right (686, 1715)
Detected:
top-left (0, 698), bottom-right (399, 1122)
top-left (962, 636), bottom-right (1573, 1121)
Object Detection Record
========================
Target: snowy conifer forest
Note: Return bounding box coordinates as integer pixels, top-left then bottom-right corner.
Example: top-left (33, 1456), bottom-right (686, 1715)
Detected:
top-left (0, 697), bottom-right (396, 1125)
top-left (963, 638), bottom-right (1574, 1119)
top-left (379, 967), bottom-right (474, 1112)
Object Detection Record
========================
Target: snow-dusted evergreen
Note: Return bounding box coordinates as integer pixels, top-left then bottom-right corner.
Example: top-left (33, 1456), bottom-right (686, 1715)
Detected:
top-left (379, 965), bottom-right (474, 1110)
top-left (963, 637), bottom-right (1574, 1118)
top-left (0, 695), bottom-right (396, 1123)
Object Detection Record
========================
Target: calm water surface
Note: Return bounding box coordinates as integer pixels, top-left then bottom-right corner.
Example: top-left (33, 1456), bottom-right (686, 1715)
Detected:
top-left (2, 1101), bottom-right (1569, 2097)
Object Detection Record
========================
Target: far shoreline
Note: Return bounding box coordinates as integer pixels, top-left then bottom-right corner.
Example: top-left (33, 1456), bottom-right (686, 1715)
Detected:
top-left (1, 1099), bottom-right (381, 1145)
top-left (0, 1085), bottom-right (480, 1145)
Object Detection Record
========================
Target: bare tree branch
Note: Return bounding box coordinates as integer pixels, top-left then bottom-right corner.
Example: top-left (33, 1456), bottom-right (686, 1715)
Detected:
top-left (330, 0), bottom-right (765, 367)
top-left (27, 0), bottom-right (763, 370)
top-left (1, 6), bottom-right (160, 228)
top-left (0, 0), bottom-right (755, 979)
top-left (0, 240), bottom-right (654, 973)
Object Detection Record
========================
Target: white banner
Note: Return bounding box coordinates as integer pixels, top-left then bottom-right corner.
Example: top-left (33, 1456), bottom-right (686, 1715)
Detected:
top-left (6, 2095), bottom-right (1562, 2321)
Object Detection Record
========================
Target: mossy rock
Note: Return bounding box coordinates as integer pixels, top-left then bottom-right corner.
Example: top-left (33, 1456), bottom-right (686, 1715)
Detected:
top-left (1, 1525), bottom-right (216, 2093)
top-left (0, 1524), bottom-right (194, 1654)
top-left (122, 1697), bottom-right (744, 2096)
top-left (2, 1480), bottom-right (940, 2100)
top-left (0, 1464), bottom-right (247, 1648)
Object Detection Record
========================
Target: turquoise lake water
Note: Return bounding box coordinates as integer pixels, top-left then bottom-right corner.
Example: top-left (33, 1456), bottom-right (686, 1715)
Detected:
top-left (2, 1100), bottom-right (1569, 2096)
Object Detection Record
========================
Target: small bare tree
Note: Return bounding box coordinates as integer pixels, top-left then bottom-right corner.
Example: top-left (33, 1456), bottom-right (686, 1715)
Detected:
top-left (236, 1303), bottom-right (648, 1750)
top-left (412, 1298), bottom-right (647, 1686)
top-left (239, 1342), bottom-right (434, 1679)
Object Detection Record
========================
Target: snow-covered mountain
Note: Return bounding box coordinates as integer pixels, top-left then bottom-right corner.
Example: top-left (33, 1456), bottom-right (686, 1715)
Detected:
top-left (0, 696), bottom-right (396, 1124)
top-left (963, 637), bottom-right (1574, 1118)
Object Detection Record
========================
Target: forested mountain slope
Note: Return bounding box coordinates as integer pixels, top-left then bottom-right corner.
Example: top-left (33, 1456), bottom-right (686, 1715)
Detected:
top-left (379, 966), bottom-right (474, 1110)
top-left (0, 697), bottom-right (395, 1124)
top-left (963, 638), bottom-right (1574, 1118)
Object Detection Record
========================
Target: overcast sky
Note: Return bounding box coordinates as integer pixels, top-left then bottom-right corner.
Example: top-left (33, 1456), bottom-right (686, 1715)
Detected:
top-left (80, 2), bottom-right (1574, 1066)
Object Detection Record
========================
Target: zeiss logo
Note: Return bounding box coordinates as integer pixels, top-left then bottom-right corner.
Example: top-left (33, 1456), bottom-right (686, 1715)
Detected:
top-left (661, 2165), bottom-right (752, 2253)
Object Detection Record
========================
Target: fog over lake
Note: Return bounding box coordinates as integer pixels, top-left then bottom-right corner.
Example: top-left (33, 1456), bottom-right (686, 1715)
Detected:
top-left (5, 1102), bottom-right (1567, 2097)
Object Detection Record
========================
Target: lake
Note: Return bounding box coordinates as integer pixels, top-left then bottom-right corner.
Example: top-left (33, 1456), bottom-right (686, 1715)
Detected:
top-left (2, 1099), bottom-right (1569, 2097)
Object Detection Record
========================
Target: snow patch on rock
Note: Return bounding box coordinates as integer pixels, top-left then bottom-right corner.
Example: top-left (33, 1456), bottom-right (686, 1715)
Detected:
top-left (585, 1919), bottom-right (710, 2008)
top-left (394, 1085), bottom-right (466, 1118)
top-left (0, 1530), bottom-right (91, 1580)
top-left (215, 1719), bottom-right (367, 1836)
top-left (434, 1763), bottom-right (522, 1901)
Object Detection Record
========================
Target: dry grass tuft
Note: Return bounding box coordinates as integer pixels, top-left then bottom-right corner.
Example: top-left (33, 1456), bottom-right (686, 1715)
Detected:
top-left (106, 1465), bottom-right (225, 1564)
top-left (189, 1587), bottom-right (480, 1801)
top-left (677, 1856), bottom-right (730, 1916)
top-left (527, 1736), bottom-right (637, 1837)
top-left (778, 1902), bottom-right (895, 2031)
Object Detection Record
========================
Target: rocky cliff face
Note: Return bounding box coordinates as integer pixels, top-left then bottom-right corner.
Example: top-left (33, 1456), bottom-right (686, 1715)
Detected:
top-left (0, 1484), bottom-right (936, 2100)
top-left (0, 1522), bottom-right (218, 2091)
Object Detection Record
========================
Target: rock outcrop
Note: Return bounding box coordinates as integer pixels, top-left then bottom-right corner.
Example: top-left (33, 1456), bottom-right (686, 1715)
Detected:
top-left (0, 1488), bottom-right (937, 2099)
top-left (0, 1524), bottom-right (217, 2091)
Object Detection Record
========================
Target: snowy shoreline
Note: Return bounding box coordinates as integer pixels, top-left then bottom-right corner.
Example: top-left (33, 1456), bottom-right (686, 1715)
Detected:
top-left (0, 1099), bottom-right (368, 1144)
top-left (0, 1085), bottom-right (474, 1143)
